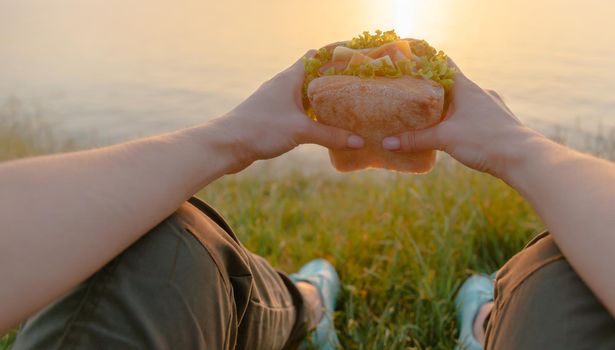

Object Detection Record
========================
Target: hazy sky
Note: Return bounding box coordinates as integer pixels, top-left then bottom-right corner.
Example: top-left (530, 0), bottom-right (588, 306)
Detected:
top-left (1, 0), bottom-right (614, 142)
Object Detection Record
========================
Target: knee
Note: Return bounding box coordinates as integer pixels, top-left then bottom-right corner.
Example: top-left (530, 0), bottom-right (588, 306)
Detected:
top-left (486, 234), bottom-right (615, 349)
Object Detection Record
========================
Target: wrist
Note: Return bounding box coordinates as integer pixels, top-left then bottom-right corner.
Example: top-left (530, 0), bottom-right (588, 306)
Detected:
top-left (193, 116), bottom-right (258, 175)
top-left (495, 127), bottom-right (555, 188)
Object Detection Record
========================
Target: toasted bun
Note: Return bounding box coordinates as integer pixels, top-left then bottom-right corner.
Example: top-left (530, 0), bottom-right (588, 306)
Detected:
top-left (307, 75), bottom-right (445, 173)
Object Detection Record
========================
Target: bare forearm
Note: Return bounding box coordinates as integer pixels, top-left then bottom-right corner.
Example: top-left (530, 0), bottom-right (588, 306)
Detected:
top-left (0, 52), bottom-right (359, 332)
top-left (0, 118), bottom-right (245, 331)
top-left (389, 62), bottom-right (615, 314)
top-left (503, 134), bottom-right (615, 314)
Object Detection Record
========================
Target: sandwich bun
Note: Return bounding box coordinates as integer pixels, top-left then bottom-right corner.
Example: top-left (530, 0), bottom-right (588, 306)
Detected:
top-left (308, 75), bottom-right (445, 172)
top-left (302, 31), bottom-right (454, 173)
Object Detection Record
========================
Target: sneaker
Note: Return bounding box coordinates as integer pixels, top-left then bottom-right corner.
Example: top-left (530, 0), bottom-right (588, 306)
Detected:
top-left (454, 274), bottom-right (495, 350)
top-left (289, 259), bottom-right (341, 350)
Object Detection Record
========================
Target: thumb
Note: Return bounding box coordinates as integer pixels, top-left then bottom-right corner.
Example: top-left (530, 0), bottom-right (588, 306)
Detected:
top-left (382, 125), bottom-right (444, 153)
top-left (299, 121), bottom-right (365, 150)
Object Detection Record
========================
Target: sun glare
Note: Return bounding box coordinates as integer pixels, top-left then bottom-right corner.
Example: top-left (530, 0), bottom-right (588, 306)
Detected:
top-left (393, 0), bottom-right (416, 37)
top-left (362, 0), bottom-right (442, 40)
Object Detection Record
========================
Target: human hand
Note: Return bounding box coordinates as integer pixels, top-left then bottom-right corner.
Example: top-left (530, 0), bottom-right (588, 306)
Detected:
top-left (381, 58), bottom-right (543, 178)
top-left (216, 51), bottom-right (364, 166)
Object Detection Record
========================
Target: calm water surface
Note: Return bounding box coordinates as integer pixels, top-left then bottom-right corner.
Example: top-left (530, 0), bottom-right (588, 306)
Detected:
top-left (1, 0), bottom-right (614, 155)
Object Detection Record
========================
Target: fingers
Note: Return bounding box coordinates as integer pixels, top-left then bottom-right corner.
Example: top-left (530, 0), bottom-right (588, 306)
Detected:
top-left (274, 50), bottom-right (317, 87)
top-left (288, 49), bottom-right (316, 74)
top-left (323, 41), bottom-right (347, 50)
top-left (304, 49), bottom-right (317, 59)
top-left (446, 56), bottom-right (461, 72)
top-left (446, 56), bottom-right (482, 98)
top-left (486, 89), bottom-right (520, 120)
top-left (487, 89), bottom-right (508, 106)
top-left (268, 50), bottom-right (317, 109)
top-left (382, 125), bottom-right (445, 153)
top-left (298, 120), bottom-right (364, 150)
top-left (446, 56), bottom-right (467, 86)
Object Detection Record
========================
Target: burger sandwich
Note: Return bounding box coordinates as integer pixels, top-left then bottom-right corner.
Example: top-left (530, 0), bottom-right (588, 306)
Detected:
top-left (303, 30), bottom-right (455, 173)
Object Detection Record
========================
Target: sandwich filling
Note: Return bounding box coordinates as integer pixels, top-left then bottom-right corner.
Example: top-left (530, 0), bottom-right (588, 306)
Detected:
top-left (303, 30), bottom-right (455, 116)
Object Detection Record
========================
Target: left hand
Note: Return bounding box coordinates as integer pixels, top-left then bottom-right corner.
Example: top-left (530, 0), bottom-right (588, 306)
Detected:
top-left (381, 57), bottom-right (533, 178)
top-left (216, 51), bottom-right (364, 165)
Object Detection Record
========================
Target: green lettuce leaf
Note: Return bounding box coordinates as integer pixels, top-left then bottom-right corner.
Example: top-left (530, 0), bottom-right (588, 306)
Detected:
top-left (304, 30), bottom-right (455, 92)
top-left (302, 30), bottom-right (456, 118)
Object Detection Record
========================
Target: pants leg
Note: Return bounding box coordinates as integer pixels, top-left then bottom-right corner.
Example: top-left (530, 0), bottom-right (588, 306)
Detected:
top-left (12, 197), bottom-right (307, 350)
top-left (484, 232), bottom-right (615, 350)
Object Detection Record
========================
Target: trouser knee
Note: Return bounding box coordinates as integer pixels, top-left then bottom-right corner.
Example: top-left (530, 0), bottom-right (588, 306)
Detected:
top-left (485, 232), bottom-right (615, 350)
top-left (13, 202), bottom-right (241, 350)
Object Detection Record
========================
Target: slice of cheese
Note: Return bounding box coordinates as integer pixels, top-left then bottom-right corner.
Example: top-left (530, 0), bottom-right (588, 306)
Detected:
top-left (368, 55), bottom-right (394, 68)
top-left (331, 40), bottom-right (411, 72)
top-left (367, 40), bottom-right (412, 61)
top-left (332, 46), bottom-right (357, 62)
top-left (347, 52), bottom-right (374, 66)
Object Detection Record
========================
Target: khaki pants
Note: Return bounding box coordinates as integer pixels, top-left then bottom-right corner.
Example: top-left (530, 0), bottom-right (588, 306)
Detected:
top-left (485, 232), bottom-right (615, 349)
top-left (13, 198), bottom-right (307, 350)
top-left (13, 199), bottom-right (615, 349)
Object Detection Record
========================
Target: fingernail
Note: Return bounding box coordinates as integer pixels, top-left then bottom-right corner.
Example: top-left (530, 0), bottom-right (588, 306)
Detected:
top-left (382, 137), bottom-right (401, 150)
top-left (347, 135), bottom-right (364, 149)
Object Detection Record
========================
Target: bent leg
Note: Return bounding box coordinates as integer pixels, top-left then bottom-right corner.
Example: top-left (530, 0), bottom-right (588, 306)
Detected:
top-left (13, 198), bottom-right (307, 350)
top-left (484, 232), bottom-right (615, 350)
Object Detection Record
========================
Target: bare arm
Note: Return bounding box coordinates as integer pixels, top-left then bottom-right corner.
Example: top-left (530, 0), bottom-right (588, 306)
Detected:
top-left (0, 52), bottom-right (363, 332)
top-left (385, 61), bottom-right (615, 315)
top-left (503, 133), bottom-right (615, 314)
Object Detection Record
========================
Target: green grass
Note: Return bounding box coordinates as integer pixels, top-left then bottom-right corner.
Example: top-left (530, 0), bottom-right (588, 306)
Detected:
top-left (0, 97), bottom-right (75, 161)
top-left (0, 331), bottom-right (16, 350)
top-left (4, 162), bottom-right (533, 349)
top-left (0, 98), bottom-right (77, 349)
top-left (2, 98), bottom-right (611, 348)
top-left (197, 163), bottom-right (540, 349)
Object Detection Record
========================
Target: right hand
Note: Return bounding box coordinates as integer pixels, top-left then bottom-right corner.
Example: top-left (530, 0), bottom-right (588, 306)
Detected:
top-left (215, 50), bottom-right (364, 173)
top-left (382, 58), bottom-right (543, 178)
